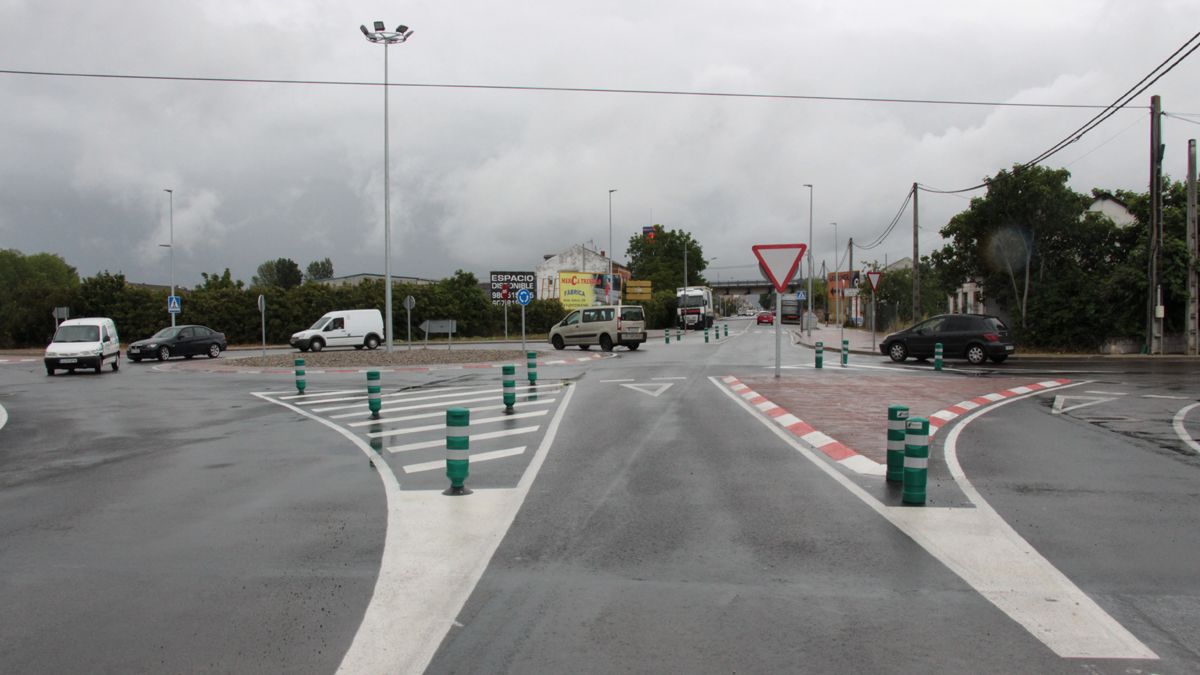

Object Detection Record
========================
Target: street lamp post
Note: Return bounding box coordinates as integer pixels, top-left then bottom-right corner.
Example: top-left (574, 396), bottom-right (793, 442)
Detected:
top-left (803, 183), bottom-right (813, 338)
top-left (361, 20), bottom-right (414, 352)
top-left (608, 189), bottom-right (617, 304)
top-left (162, 188), bottom-right (174, 327)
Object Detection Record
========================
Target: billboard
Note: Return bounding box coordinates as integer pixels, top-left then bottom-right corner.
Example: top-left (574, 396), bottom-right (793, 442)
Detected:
top-left (489, 271), bottom-right (536, 305)
top-left (558, 272), bottom-right (621, 310)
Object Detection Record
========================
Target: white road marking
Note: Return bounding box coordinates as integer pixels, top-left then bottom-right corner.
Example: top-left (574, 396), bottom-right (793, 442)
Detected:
top-left (711, 376), bottom-right (1156, 660)
top-left (0, 403), bottom-right (7, 432)
top-left (329, 385), bottom-right (563, 419)
top-left (619, 383), bottom-right (673, 397)
top-left (312, 386), bottom-right (496, 412)
top-left (1051, 395), bottom-right (1117, 415)
top-left (387, 426), bottom-right (539, 453)
top-left (279, 389), bottom-right (361, 401)
top-left (600, 379), bottom-right (635, 383)
top-left (1084, 390), bottom-right (1127, 396)
top-left (367, 410), bottom-right (548, 439)
top-left (402, 446), bottom-right (527, 474)
top-left (1172, 403), bottom-right (1200, 454)
top-left (346, 397), bottom-right (557, 427)
top-left (1144, 394), bottom-right (1190, 400)
top-left (652, 376), bottom-right (688, 380)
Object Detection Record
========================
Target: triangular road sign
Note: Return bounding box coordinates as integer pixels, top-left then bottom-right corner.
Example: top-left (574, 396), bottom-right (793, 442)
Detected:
top-left (866, 271), bottom-right (881, 291)
top-left (620, 383), bottom-right (673, 398)
top-left (752, 243), bottom-right (808, 293)
top-left (1051, 395), bottom-right (1116, 415)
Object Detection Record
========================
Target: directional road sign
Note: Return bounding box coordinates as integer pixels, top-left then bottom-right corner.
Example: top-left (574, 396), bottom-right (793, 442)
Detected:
top-left (752, 243), bottom-right (808, 293)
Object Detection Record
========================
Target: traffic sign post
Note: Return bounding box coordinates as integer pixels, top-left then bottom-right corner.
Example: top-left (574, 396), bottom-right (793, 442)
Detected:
top-left (404, 295), bottom-right (416, 351)
top-left (866, 271), bottom-right (882, 351)
top-left (257, 294), bottom-right (266, 358)
top-left (752, 243), bottom-right (808, 379)
top-left (516, 288), bottom-right (532, 354)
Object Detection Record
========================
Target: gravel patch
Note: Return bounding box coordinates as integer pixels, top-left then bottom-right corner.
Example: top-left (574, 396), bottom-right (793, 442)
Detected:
top-left (227, 348), bottom-right (528, 369)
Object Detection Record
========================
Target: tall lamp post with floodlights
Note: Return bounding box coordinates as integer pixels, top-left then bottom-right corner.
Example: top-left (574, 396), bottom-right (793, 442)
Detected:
top-left (608, 189), bottom-right (617, 304)
top-left (803, 183), bottom-right (813, 338)
top-left (361, 20), bottom-right (414, 352)
top-left (160, 188), bottom-right (175, 327)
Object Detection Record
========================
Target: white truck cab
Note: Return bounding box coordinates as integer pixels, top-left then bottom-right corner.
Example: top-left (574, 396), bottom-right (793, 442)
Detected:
top-left (45, 317), bottom-right (121, 375)
top-left (290, 309), bottom-right (384, 352)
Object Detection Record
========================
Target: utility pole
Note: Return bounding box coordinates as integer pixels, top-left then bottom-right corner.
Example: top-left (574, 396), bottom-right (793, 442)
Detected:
top-left (912, 182), bottom-right (919, 323)
top-left (1148, 95), bottom-right (1164, 354)
top-left (848, 237), bottom-right (854, 327)
top-left (1188, 137), bottom-right (1198, 355)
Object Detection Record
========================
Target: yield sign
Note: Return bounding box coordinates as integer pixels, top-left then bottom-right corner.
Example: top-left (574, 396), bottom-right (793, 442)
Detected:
top-left (866, 271), bottom-right (881, 291)
top-left (752, 243), bottom-right (808, 293)
top-left (620, 382), bottom-right (673, 397)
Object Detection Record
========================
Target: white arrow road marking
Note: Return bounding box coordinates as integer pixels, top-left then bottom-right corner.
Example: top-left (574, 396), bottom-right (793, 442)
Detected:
top-left (1051, 395), bottom-right (1117, 415)
top-left (403, 446), bottom-right (527, 473)
top-left (713, 377), bottom-right (1156, 660)
top-left (1172, 402), bottom-right (1200, 454)
top-left (619, 382), bottom-right (674, 397)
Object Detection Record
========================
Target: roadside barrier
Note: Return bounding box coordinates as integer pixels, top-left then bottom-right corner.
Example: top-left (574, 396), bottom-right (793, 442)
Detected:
top-left (841, 339), bottom-right (849, 367)
top-left (934, 343), bottom-right (943, 371)
top-left (886, 405), bottom-right (908, 483)
top-left (444, 407), bottom-right (471, 495)
top-left (294, 358), bottom-right (306, 394)
top-left (526, 351), bottom-right (538, 384)
top-left (902, 417), bottom-right (930, 505)
top-left (502, 364), bottom-right (516, 413)
top-left (815, 341), bottom-right (824, 369)
top-left (367, 370), bottom-right (382, 419)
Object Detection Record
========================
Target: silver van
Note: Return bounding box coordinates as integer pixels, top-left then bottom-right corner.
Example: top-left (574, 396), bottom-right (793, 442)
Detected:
top-left (549, 305), bottom-right (646, 351)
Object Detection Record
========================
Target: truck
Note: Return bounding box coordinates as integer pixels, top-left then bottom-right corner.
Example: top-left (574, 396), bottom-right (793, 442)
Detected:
top-left (676, 286), bottom-right (714, 330)
top-left (780, 298), bottom-right (802, 324)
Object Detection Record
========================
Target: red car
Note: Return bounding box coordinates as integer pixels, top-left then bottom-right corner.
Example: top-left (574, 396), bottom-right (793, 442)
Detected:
top-left (756, 311), bottom-right (775, 325)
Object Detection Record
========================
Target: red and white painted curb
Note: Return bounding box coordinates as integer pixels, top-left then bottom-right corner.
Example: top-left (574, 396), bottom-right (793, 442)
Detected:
top-left (155, 352), bottom-right (612, 375)
top-left (720, 376), bottom-right (1072, 475)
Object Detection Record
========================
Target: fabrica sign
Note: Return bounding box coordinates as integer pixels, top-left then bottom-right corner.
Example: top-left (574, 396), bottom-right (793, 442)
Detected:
top-left (489, 271), bottom-right (536, 305)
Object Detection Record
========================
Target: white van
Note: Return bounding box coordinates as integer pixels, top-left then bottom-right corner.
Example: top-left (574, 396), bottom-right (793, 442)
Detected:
top-left (290, 309), bottom-right (384, 352)
top-left (45, 317), bottom-right (121, 375)
top-left (549, 304), bottom-right (646, 351)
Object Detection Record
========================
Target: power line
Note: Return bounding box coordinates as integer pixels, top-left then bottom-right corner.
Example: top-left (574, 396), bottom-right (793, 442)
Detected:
top-left (0, 67), bottom-right (1162, 111)
top-left (855, 188), bottom-right (913, 251)
top-left (1165, 112), bottom-right (1200, 127)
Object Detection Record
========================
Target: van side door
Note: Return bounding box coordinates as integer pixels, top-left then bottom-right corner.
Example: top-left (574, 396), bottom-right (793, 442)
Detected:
top-left (324, 316), bottom-right (350, 347)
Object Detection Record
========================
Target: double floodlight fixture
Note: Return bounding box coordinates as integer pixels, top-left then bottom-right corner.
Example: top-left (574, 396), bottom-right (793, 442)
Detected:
top-left (361, 22), bottom-right (414, 44)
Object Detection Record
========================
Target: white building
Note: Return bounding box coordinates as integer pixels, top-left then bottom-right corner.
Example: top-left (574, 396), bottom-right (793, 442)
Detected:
top-left (535, 244), bottom-right (629, 300)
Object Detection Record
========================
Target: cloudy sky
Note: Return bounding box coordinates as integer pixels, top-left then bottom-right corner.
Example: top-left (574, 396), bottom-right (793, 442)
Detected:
top-left (2, 1), bottom-right (1198, 289)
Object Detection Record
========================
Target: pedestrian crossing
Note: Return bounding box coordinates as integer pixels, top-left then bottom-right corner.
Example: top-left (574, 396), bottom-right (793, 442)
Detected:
top-left (259, 380), bottom-right (567, 490)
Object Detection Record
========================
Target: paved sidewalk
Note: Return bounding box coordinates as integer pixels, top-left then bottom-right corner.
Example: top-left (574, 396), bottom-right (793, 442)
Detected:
top-left (791, 323), bottom-right (883, 355)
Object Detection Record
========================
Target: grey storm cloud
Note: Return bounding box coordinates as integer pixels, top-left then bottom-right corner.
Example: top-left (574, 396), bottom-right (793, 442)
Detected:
top-left (1, 0), bottom-right (1197, 288)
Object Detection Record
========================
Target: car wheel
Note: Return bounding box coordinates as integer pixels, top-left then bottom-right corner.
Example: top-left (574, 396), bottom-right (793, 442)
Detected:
top-left (365, 335), bottom-right (380, 350)
top-left (298, 345), bottom-right (310, 353)
top-left (46, 366), bottom-right (54, 376)
top-left (95, 362), bottom-right (103, 374)
top-left (599, 334), bottom-right (614, 352)
top-left (208, 343), bottom-right (221, 358)
top-left (310, 338), bottom-right (324, 352)
top-left (888, 342), bottom-right (908, 362)
top-left (158, 346), bottom-right (170, 361)
top-left (626, 342), bottom-right (640, 351)
top-left (966, 344), bottom-right (987, 365)
top-left (552, 335), bottom-right (565, 351)
top-left (111, 357), bottom-right (119, 372)
top-left (990, 355), bottom-right (1008, 364)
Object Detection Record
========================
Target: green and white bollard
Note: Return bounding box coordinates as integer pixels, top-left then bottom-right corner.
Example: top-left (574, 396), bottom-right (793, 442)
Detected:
top-left (714, 325), bottom-right (720, 341)
top-left (294, 358), bottom-right (306, 394)
top-left (934, 342), bottom-right (943, 371)
top-left (724, 324), bottom-right (728, 338)
top-left (815, 341), bottom-right (824, 369)
top-left (676, 329), bottom-right (682, 341)
top-left (841, 339), bottom-right (849, 367)
top-left (704, 327), bottom-right (710, 343)
top-left (367, 370), bottom-right (382, 419)
top-left (902, 416), bottom-right (930, 505)
top-left (664, 329), bottom-right (670, 345)
top-left (444, 407), bottom-right (471, 496)
top-left (886, 405), bottom-right (909, 483)
top-left (526, 351), bottom-right (538, 384)
top-left (503, 364), bottom-right (516, 413)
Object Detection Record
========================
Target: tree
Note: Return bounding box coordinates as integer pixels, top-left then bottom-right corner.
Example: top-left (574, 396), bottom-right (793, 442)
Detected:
top-left (197, 268), bottom-right (244, 291)
top-left (252, 258), bottom-right (303, 289)
top-left (306, 257), bottom-right (334, 281)
top-left (0, 249), bottom-right (80, 347)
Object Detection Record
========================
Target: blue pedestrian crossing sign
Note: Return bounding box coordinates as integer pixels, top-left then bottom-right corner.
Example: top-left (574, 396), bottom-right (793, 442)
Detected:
top-left (796, 290), bottom-right (806, 301)
top-left (516, 288), bottom-right (533, 306)
top-left (167, 295), bottom-right (181, 314)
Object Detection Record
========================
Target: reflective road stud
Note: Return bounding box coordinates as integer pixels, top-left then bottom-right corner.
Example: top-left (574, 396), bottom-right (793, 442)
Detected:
top-left (886, 405), bottom-right (909, 483)
top-left (502, 364), bottom-right (516, 413)
top-left (815, 341), bottom-right (824, 369)
top-left (526, 351), bottom-right (538, 384)
top-left (902, 417), bottom-right (930, 505)
top-left (367, 370), bottom-right (382, 419)
top-left (935, 342), bottom-right (943, 371)
top-left (841, 339), bottom-right (849, 367)
top-left (444, 407), bottom-right (471, 496)
top-left (294, 358), bottom-right (306, 394)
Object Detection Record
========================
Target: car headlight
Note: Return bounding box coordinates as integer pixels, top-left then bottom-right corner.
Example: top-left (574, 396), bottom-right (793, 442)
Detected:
top-left (147, 343), bottom-right (158, 349)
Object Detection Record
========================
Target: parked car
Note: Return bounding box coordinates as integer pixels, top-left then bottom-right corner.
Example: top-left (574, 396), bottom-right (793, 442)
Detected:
top-left (45, 317), bottom-right (121, 375)
top-left (880, 313), bottom-right (1014, 365)
top-left (290, 309), bottom-right (383, 352)
top-left (127, 325), bottom-right (227, 362)
top-left (756, 311), bottom-right (775, 325)
top-left (549, 304), bottom-right (646, 351)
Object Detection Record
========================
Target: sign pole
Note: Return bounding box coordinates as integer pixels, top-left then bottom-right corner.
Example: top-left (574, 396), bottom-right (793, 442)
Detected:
top-left (871, 286), bottom-right (877, 352)
top-left (521, 304), bottom-right (526, 354)
top-left (775, 291), bottom-right (782, 378)
top-left (504, 300), bottom-right (508, 341)
top-left (258, 294), bottom-right (266, 358)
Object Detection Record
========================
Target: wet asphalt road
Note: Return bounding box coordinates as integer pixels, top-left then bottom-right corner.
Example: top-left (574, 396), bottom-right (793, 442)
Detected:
top-left (1, 322), bottom-right (1198, 673)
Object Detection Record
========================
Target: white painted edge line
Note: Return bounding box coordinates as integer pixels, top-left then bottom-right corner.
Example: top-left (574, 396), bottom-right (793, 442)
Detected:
top-left (0, 403), bottom-right (7, 432)
top-left (711, 376), bottom-right (1156, 660)
top-left (1172, 402), bottom-right (1200, 454)
top-left (403, 446), bottom-right (526, 474)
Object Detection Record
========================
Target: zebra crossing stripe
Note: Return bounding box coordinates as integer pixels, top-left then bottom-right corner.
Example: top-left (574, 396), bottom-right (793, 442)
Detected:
top-left (346, 397), bottom-right (557, 427)
top-left (388, 426), bottom-right (539, 453)
top-left (367, 409), bottom-right (548, 439)
top-left (405, 446), bottom-right (526, 474)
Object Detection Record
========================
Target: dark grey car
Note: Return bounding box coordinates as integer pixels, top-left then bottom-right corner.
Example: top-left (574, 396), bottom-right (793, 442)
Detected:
top-left (127, 325), bottom-right (228, 362)
top-left (880, 314), bottom-right (1014, 365)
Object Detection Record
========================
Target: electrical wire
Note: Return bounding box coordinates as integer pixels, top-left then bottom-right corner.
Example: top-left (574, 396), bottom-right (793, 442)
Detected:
top-left (0, 67), bottom-right (1163, 110)
top-left (1165, 112), bottom-right (1200, 127)
top-left (855, 188), bottom-right (913, 251)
